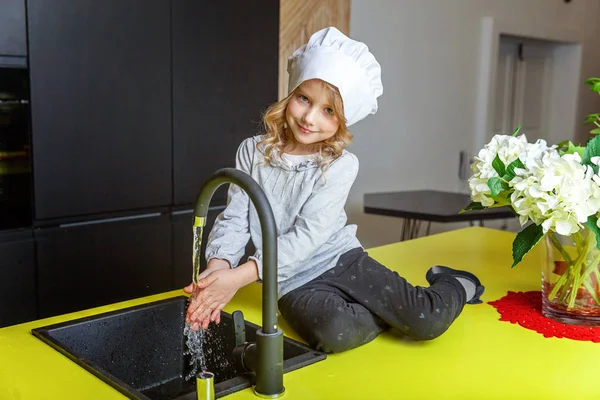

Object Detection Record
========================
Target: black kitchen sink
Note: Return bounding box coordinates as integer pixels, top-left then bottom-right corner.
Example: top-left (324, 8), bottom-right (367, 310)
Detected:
top-left (32, 296), bottom-right (326, 399)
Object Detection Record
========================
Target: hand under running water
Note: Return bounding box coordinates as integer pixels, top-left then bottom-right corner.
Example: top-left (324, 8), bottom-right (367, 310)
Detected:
top-left (184, 258), bottom-right (260, 331)
top-left (185, 269), bottom-right (240, 330)
top-left (184, 258), bottom-right (231, 330)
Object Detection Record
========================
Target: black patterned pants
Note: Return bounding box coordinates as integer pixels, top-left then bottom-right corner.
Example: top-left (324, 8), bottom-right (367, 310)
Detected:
top-left (278, 247), bottom-right (467, 353)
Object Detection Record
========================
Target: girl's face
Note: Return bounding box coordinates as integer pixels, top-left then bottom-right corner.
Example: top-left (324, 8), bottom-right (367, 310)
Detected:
top-left (284, 79), bottom-right (341, 154)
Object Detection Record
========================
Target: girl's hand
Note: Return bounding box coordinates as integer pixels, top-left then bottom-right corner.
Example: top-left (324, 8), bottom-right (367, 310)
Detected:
top-left (186, 268), bottom-right (241, 330)
top-left (184, 258), bottom-right (230, 293)
top-left (184, 258), bottom-right (231, 328)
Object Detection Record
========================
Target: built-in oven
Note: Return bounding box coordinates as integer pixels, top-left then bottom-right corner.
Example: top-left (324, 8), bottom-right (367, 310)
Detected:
top-left (0, 65), bottom-right (32, 230)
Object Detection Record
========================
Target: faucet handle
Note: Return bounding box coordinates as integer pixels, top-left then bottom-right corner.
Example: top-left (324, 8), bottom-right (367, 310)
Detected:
top-left (232, 310), bottom-right (246, 346)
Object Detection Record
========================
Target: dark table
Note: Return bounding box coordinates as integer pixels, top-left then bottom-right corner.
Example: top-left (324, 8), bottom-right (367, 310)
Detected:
top-left (363, 190), bottom-right (515, 240)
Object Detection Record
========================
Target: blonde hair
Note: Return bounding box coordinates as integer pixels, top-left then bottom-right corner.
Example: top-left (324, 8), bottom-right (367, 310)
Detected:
top-left (258, 80), bottom-right (352, 170)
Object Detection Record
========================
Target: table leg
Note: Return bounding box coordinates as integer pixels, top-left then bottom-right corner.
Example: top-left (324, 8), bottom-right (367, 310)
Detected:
top-left (401, 218), bottom-right (410, 241)
top-left (401, 218), bottom-right (414, 241)
top-left (401, 218), bottom-right (426, 241)
top-left (414, 220), bottom-right (420, 239)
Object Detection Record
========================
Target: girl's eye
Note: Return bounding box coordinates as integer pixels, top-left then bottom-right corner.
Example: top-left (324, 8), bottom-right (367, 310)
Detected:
top-left (299, 95), bottom-right (309, 103)
top-left (324, 108), bottom-right (334, 116)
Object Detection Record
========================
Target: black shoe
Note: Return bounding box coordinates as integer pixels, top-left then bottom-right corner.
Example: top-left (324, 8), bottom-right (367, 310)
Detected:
top-left (425, 265), bottom-right (485, 305)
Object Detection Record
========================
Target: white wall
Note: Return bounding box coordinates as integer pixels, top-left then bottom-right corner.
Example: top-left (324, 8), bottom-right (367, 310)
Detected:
top-left (347, 0), bottom-right (600, 248)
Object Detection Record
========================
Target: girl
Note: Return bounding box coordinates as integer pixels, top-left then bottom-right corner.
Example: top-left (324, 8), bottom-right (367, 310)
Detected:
top-left (184, 27), bottom-right (484, 353)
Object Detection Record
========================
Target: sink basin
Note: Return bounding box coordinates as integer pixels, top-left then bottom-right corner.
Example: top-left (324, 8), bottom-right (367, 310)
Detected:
top-left (32, 296), bottom-right (326, 399)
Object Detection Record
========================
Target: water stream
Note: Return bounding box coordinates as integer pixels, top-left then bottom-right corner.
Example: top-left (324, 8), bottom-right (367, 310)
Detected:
top-left (185, 225), bottom-right (206, 380)
top-left (192, 225), bottom-right (204, 284)
top-left (184, 322), bottom-right (207, 380)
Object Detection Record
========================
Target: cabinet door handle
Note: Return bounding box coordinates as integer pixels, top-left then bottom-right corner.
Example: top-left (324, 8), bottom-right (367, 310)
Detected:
top-left (59, 212), bottom-right (162, 228)
top-left (0, 100), bottom-right (29, 105)
top-left (171, 205), bottom-right (224, 216)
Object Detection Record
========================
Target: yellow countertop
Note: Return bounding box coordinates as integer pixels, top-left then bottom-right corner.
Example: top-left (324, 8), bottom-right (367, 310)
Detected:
top-left (1, 227), bottom-right (599, 400)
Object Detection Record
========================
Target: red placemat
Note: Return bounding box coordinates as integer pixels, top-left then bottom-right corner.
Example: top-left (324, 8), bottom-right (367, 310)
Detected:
top-left (488, 291), bottom-right (600, 342)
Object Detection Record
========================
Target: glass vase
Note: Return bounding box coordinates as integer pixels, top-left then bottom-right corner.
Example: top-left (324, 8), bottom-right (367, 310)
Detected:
top-left (541, 226), bottom-right (600, 325)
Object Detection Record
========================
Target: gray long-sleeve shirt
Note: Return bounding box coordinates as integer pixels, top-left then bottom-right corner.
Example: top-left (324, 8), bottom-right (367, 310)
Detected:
top-left (205, 135), bottom-right (362, 298)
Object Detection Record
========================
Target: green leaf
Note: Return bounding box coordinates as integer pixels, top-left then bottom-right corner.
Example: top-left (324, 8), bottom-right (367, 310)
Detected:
top-left (582, 135), bottom-right (600, 166)
top-left (594, 82), bottom-right (600, 93)
top-left (592, 128), bottom-right (600, 135)
top-left (568, 144), bottom-right (586, 158)
top-left (459, 202), bottom-right (485, 214)
top-left (585, 215), bottom-right (600, 250)
top-left (488, 177), bottom-right (509, 197)
top-left (585, 114), bottom-right (600, 124)
top-left (503, 158), bottom-right (525, 181)
top-left (557, 140), bottom-right (586, 157)
top-left (556, 140), bottom-right (572, 155)
top-left (512, 124), bottom-right (522, 137)
top-left (492, 154), bottom-right (506, 176)
top-left (512, 224), bottom-right (545, 267)
top-left (585, 78), bottom-right (600, 87)
top-left (491, 190), bottom-right (511, 205)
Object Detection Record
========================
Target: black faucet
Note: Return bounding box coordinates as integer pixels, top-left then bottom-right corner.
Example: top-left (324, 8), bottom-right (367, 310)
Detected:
top-left (193, 168), bottom-right (284, 398)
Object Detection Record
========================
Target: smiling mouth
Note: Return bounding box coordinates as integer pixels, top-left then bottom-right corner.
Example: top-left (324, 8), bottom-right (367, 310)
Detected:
top-left (298, 124), bottom-right (316, 134)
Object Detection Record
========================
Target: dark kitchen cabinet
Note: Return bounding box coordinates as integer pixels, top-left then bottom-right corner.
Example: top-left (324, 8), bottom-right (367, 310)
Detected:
top-left (172, 0), bottom-right (279, 207)
top-left (172, 207), bottom-right (222, 288)
top-left (35, 215), bottom-right (172, 318)
top-left (0, 0), bottom-right (26, 56)
top-left (0, 230), bottom-right (37, 327)
top-left (7, 0), bottom-right (282, 325)
top-left (27, 0), bottom-right (172, 221)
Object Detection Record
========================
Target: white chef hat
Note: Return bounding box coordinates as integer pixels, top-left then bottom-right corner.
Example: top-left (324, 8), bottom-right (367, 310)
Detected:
top-left (287, 27), bottom-right (383, 127)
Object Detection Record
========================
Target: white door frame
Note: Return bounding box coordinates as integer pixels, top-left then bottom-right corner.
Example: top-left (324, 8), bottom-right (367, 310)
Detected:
top-left (473, 16), bottom-right (584, 152)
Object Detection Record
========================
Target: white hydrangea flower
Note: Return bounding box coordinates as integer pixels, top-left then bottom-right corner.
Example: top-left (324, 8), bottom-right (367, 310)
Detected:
top-left (510, 152), bottom-right (600, 235)
top-left (468, 134), bottom-right (552, 206)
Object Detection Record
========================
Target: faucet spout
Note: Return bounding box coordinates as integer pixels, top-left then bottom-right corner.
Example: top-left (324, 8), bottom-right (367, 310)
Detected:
top-left (193, 168), bottom-right (284, 398)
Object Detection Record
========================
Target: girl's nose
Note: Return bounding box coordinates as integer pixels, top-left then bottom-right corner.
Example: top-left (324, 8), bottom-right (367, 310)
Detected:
top-left (302, 107), bottom-right (317, 125)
